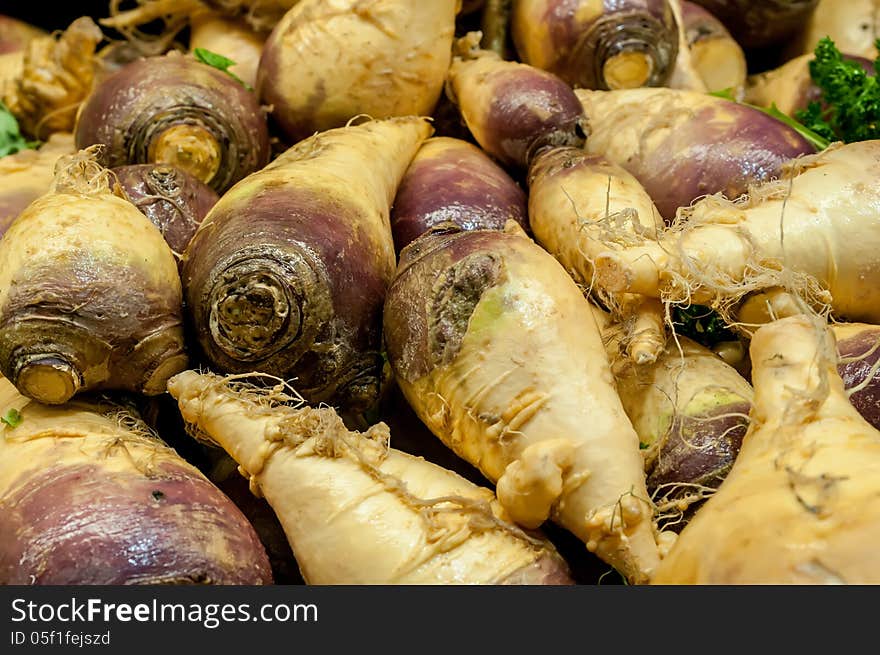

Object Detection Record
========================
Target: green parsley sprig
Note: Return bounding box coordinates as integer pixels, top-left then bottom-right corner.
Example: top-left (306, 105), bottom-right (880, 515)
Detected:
top-left (0, 102), bottom-right (39, 158)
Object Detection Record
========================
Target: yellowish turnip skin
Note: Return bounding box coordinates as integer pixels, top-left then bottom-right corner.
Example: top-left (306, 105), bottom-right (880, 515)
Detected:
top-left (652, 315), bottom-right (880, 584)
top-left (0, 155), bottom-right (187, 403)
top-left (678, 0), bottom-right (745, 94)
top-left (788, 0), bottom-right (879, 60)
top-left (257, 0), bottom-right (457, 143)
top-left (595, 141), bottom-right (880, 325)
top-left (384, 229), bottom-right (666, 584)
top-left (167, 370), bottom-right (573, 585)
top-left (189, 10), bottom-right (265, 88)
top-left (527, 148), bottom-right (667, 363)
top-left (743, 53), bottom-right (817, 117)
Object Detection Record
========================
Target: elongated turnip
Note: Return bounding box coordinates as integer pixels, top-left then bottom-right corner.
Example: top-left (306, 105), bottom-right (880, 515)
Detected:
top-left (0, 132), bottom-right (74, 236)
top-left (75, 52), bottom-right (270, 194)
top-left (575, 87), bottom-right (816, 221)
top-left (390, 136), bottom-right (528, 252)
top-left (112, 164), bottom-right (219, 257)
top-left (383, 226), bottom-right (669, 584)
top-left (446, 33), bottom-right (589, 170)
top-left (510, 0), bottom-right (680, 90)
top-left (594, 141), bottom-right (880, 325)
top-left (182, 116), bottom-right (431, 414)
top-left (167, 369), bottom-right (574, 585)
top-left (257, 0), bottom-right (458, 145)
top-left (652, 315), bottom-right (880, 584)
top-left (0, 150), bottom-right (188, 404)
top-left (0, 375), bottom-right (271, 585)
top-left (527, 147), bottom-right (667, 363)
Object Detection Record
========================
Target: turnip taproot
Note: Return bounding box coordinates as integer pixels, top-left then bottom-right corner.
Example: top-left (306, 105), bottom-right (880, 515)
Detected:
top-left (593, 141), bottom-right (880, 325)
top-left (383, 226), bottom-right (669, 584)
top-left (446, 33), bottom-right (589, 170)
top-left (651, 315), bottom-right (880, 584)
top-left (0, 375), bottom-right (272, 585)
top-left (0, 132), bottom-right (74, 236)
top-left (575, 87), bottom-right (816, 221)
top-left (112, 164), bottom-right (219, 258)
top-left (74, 52), bottom-right (270, 194)
top-left (182, 116), bottom-right (432, 414)
top-left (510, 0), bottom-right (679, 91)
top-left (0, 149), bottom-right (188, 404)
top-left (167, 369), bottom-right (574, 585)
top-left (391, 136), bottom-right (528, 253)
top-left (257, 0), bottom-right (458, 145)
top-left (526, 147), bottom-right (667, 364)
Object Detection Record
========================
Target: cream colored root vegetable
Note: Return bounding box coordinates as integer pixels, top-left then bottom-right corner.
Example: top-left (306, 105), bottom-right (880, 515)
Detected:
top-left (787, 0), bottom-right (879, 60)
top-left (257, 0), bottom-right (458, 144)
top-left (652, 315), bottom-right (880, 584)
top-left (167, 370), bottom-right (573, 585)
top-left (384, 227), bottom-right (669, 584)
top-left (594, 141), bottom-right (880, 325)
top-left (189, 10), bottom-right (266, 89)
top-left (527, 147), bottom-right (667, 364)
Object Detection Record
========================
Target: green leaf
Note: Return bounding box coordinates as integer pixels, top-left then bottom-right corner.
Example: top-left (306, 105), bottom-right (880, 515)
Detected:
top-left (193, 47), bottom-right (254, 92)
top-left (1, 408), bottom-right (22, 428)
top-left (0, 102), bottom-right (39, 158)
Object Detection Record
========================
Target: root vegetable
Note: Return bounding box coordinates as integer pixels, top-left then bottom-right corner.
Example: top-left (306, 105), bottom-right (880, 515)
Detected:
top-left (787, 0), bottom-right (880, 61)
top-left (0, 15), bottom-right (46, 55)
top-left (689, 0), bottom-right (820, 49)
top-left (651, 315), bottom-right (880, 584)
top-left (112, 164), bottom-right (219, 258)
top-left (383, 226), bottom-right (667, 584)
top-left (833, 322), bottom-right (880, 432)
top-left (257, 0), bottom-right (457, 145)
top-left (0, 375), bottom-right (272, 585)
top-left (446, 33), bottom-right (589, 170)
top-left (526, 146), bottom-right (666, 363)
top-left (74, 51), bottom-right (270, 194)
top-left (189, 10), bottom-right (266, 89)
top-left (575, 87), bottom-right (816, 221)
top-left (0, 150), bottom-right (188, 404)
top-left (390, 136), bottom-right (528, 252)
top-left (680, 1), bottom-right (746, 93)
top-left (480, 0), bottom-right (514, 59)
top-left (593, 141), bottom-right (880, 325)
top-left (2, 16), bottom-right (103, 140)
top-left (0, 132), bottom-right (74, 236)
top-left (510, 0), bottom-right (680, 91)
top-left (182, 116), bottom-right (432, 414)
top-left (167, 369), bottom-right (574, 585)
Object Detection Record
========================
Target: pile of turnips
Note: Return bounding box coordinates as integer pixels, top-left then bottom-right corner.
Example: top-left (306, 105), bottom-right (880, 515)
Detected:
top-left (1, 0), bottom-right (879, 585)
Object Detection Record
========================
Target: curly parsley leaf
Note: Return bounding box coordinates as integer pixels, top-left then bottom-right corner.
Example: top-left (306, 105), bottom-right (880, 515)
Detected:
top-left (1, 408), bottom-right (22, 428)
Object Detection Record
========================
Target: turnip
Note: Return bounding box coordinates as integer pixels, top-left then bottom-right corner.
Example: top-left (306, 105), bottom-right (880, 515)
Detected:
top-left (652, 315), bottom-right (880, 584)
top-left (74, 51), bottom-right (270, 194)
top-left (0, 15), bottom-right (46, 55)
top-left (688, 0), bottom-right (819, 49)
top-left (679, 0), bottom-right (746, 93)
top-left (257, 0), bottom-right (458, 145)
top-left (575, 87), bottom-right (816, 221)
top-left (182, 116), bottom-right (432, 414)
top-left (788, 0), bottom-right (879, 61)
top-left (0, 132), bottom-right (74, 236)
top-left (0, 375), bottom-right (272, 585)
top-left (188, 9), bottom-right (266, 89)
top-left (112, 164), bottom-right (220, 258)
top-left (383, 226), bottom-right (669, 584)
top-left (510, 0), bottom-right (680, 91)
top-left (167, 369), bottom-right (574, 585)
top-left (834, 323), bottom-right (880, 432)
top-left (0, 149), bottom-right (188, 404)
top-left (593, 141), bottom-right (880, 325)
top-left (2, 16), bottom-right (103, 140)
top-left (446, 33), bottom-right (589, 170)
top-left (390, 136), bottom-right (528, 253)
